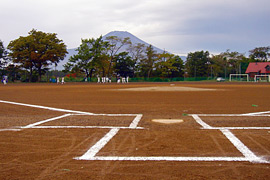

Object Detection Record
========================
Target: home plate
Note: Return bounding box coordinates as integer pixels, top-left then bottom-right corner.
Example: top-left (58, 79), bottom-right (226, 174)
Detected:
top-left (152, 119), bottom-right (184, 124)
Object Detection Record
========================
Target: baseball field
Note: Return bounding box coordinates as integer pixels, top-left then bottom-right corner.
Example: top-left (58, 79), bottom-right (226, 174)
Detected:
top-left (0, 82), bottom-right (269, 179)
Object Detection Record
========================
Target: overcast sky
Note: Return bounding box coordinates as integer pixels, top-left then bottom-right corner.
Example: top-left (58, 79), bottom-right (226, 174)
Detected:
top-left (1, 0), bottom-right (270, 55)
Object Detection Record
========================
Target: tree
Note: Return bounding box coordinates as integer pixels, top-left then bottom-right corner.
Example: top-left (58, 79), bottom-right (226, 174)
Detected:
top-left (127, 43), bottom-right (146, 77)
top-left (139, 45), bottom-right (158, 78)
top-left (114, 52), bottom-right (135, 77)
top-left (249, 46), bottom-right (270, 62)
top-left (210, 54), bottom-right (226, 78)
top-left (0, 40), bottom-right (8, 71)
top-left (8, 29), bottom-right (67, 82)
top-left (210, 50), bottom-right (248, 78)
top-left (220, 50), bottom-right (245, 75)
top-left (185, 51), bottom-right (210, 77)
top-left (155, 53), bottom-right (184, 78)
top-left (64, 36), bottom-right (108, 79)
top-left (105, 36), bottom-right (131, 76)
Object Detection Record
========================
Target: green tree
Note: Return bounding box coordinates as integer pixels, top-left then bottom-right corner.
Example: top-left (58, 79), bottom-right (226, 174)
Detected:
top-left (210, 54), bottom-right (226, 78)
top-left (221, 50), bottom-right (245, 75)
top-left (114, 52), bottom-right (135, 77)
top-left (211, 50), bottom-right (249, 79)
top-left (0, 40), bottom-right (8, 71)
top-left (249, 46), bottom-right (270, 62)
top-left (139, 45), bottom-right (158, 78)
top-left (185, 51), bottom-right (210, 77)
top-left (127, 43), bottom-right (146, 77)
top-left (8, 29), bottom-right (67, 82)
top-left (64, 36), bottom-right (108, 79)
top-left (105, 36), bottom-right (131, 76)
top-left (155, 53), bottom-right (184, 78)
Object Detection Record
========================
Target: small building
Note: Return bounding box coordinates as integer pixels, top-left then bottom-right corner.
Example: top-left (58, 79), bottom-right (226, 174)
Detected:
top-left (245, 62), bottom-right (270, 78)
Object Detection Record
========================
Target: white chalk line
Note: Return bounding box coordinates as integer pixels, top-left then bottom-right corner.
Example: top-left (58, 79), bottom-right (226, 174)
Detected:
top-left (0, 128), bottom-right (21, 132)
top-left (0, 99), bottom-right (143, 131)
top-left (190, 113), bottom-right (270, 130)
top-left (0, 100), bottom-right (94, 115)
top-left (26, 126), bottom-right (144, 130)
top-left (211, 127), bottom-right (270, 130)
top-left (75, 128), bottom-right (120, 160)
top-left (191, 114), bottom-right (270, 117)
top-left (75, 114), bottom-right (144, 160)
top-left (220, 129), bottom-right (267, 163)
top-left (21, 114), bottom-right (72, 129)
top-left (0, 99), bottom-right (141, 117)
top-left (75, 113), bottom-right (270, 163)
top-left (77, 156), bottom-right (261, 163)
top-left (192, 115), bottom-right (213, 129)
top-left (242, 111), bottom-right (270, 116)
top-left (1, 99), bottom-right (269, 163)
top-left (129, 114), bottom-right (143, 128)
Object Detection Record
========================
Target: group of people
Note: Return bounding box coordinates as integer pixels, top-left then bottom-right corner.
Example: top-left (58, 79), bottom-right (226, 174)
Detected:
top-left (56, 77), bottom-right (65, 84)
top-left (117, 76), bottom-right (129, 83)
top-left (97, 76), bottom-right (112, 83)
top-left (97, 76), bottom-right (129, 84)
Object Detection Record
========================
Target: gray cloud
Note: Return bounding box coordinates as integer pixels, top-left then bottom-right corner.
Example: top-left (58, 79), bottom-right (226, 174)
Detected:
top-left (1, 0), bottom-right (269, 55)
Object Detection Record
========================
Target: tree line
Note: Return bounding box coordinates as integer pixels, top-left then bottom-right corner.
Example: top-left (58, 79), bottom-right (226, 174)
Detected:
top-left (1, 29), bottom-right (270, 82)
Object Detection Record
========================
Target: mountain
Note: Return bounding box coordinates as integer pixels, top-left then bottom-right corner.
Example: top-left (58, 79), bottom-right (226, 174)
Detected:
top-left (102, 31), bottom-right (165, 54)
top-left (54, 31), bottom-right (168, 70)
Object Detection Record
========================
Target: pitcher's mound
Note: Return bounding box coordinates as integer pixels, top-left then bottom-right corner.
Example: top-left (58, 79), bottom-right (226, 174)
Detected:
top-left (152, 119), bottom-right (184, 124)
top-left (118, 86), bottom-right (216, 92)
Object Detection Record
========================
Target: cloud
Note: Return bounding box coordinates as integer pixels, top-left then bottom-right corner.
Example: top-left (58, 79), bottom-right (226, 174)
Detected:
top-left (1, 0), bottom-right (270, 54)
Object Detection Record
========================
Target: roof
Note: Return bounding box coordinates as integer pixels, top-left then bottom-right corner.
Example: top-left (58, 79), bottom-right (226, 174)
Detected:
top-left (245, 62), bottom-right (270, 74)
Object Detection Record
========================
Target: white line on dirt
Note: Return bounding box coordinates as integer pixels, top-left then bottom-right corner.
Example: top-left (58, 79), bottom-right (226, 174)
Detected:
top-left (27, 126), bottom-right (144, 129)
top-left (190, 114), bottom-right (270, 117)
top-left (0, 129), bottom-right (21, 132)
top-left (77, 156), bottom-right (250, 162)
top-left (0, 99), bottom-right (140, 117)
top-left (75, 128), bottom-right (120, 160)
top-left (129, 114), bottom-right (143, 128)
top-left (242, 111), bottom-right (270, 116)
top-left (192, 115), bottom-right (213, 129)
top-left (212, 127), bottom-right (270, 130)
top-left (21, 114), bottom-right (72, 129)
top-left (220, 129), bottom-right (267, 163)
top-left (0, 100), bottom-right (94, 115)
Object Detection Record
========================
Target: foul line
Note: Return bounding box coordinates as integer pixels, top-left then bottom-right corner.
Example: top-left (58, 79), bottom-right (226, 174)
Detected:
top-left (0, 99), bottom-right (144, 131)
top-left (0, 100), bottom-right (94, 115)
top-left (27, 126), bottom-right (144, 130)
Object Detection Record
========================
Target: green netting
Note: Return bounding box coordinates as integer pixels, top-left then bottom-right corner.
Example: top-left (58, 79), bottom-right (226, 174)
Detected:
top-left (129, 77), bottom-right (214, 82)
top-left (48, 76), bottom-right (218, 83)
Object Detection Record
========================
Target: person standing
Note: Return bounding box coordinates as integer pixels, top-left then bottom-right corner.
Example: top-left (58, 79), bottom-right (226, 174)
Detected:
top-left (2, 76), bottom-right (7, 85)
top-left (61, 77), bottom-right (65, 84)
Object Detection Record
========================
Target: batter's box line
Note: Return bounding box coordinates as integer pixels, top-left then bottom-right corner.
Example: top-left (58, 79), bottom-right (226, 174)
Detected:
top-left (190, 114), bottom-right (269, 164)
top-left (18, 113), bottom-right (144, 130)
top-left (0, 99), bottom-right (144, 131)
top-left (74, 128), bottom-right (269, 164)
top-left (74, 113), bottom-right (269, 164)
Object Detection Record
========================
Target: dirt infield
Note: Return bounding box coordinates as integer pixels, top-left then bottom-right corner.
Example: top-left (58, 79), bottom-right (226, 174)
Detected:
top-left (0, 82), bottom-right (270, 179)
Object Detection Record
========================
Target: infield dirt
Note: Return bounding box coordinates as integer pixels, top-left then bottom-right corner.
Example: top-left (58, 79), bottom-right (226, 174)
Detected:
top-left (0, 82), bottom-right (270, 179)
